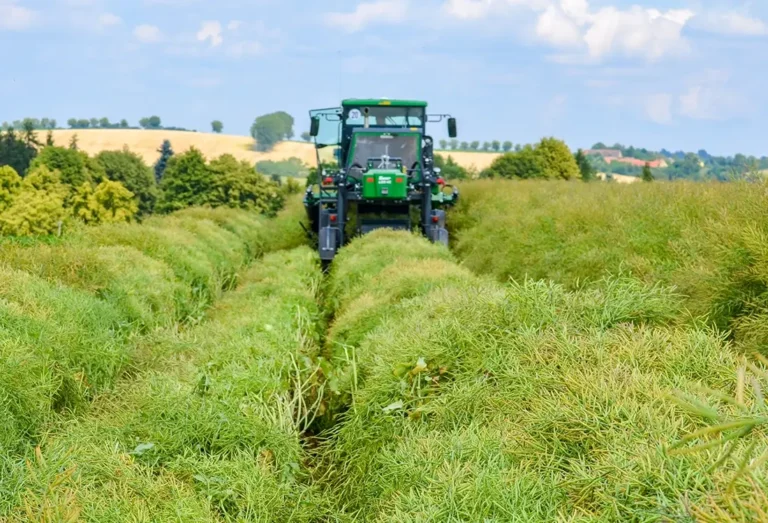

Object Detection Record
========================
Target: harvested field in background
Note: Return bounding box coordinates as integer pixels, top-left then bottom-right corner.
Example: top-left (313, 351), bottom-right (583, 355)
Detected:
top-left (47, 130), bottom-right (500, 171)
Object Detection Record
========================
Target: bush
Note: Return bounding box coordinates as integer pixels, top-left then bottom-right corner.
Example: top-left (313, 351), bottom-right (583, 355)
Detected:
top-left (72, 181), bottom-right (138, 225)
top-left (209, 154), bottom-right (285, 216)
top-left (485, 138), bottom-right (579, 180)
top-left (29, 146), bottom-right (93, 187)
top-left (157, 150), bottom-right (285, 216)
top-left (0, 165), bottom-right (22, 209)
top-left (95, 149), bottom-right (158, 215)
top-left (156, 148), bottom-right (213, 213)
top-left (0, 188), bottom-right (66, 236)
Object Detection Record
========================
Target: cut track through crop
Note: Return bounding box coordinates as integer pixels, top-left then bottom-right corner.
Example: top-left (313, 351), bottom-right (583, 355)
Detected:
top-left (296, 228), bottom-right (768, 521)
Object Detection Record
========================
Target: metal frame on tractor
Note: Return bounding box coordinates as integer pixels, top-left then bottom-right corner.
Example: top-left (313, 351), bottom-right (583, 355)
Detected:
top-left (303, 99), bottom-right (459, 265)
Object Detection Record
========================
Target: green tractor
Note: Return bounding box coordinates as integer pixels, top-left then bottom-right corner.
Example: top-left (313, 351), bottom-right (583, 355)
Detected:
top-left (304, 98), bottom-right (459, 264)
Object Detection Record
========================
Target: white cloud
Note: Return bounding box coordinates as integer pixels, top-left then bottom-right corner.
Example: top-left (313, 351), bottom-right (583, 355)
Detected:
top-left (441, 0), bottom-right (768, 62)
top-left (692, 12), bottom-right (768, 36)
top-left (443, 0), bottom-right (494, 19)
top-left (645, 93), bottom-right (673, 124)
top-left (197, 20), bottom-right (223, 47)
top-left (227, 19), bottom-right (242, 31)
top-left (134, 24), bottom-right (163, 43)
top-left (98, 12), bottom-right (121, 27)
top-left (583, 7), bottom-right (693, 61)
top-left (536, 5), bottom-right (582, 47)
top-left (0, 0), bottom-right (37, 30)
top-left (325, 0), bottom-right (409, 32)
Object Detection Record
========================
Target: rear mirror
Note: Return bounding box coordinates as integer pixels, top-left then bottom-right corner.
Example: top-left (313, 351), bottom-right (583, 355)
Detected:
top-left (310, 117), bottom-right (320, 137)
top-left (447, 118), bottom-right (457, 138)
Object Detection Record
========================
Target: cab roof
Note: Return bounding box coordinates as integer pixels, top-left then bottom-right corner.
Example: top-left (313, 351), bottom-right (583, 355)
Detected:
top-left (341, 99), bottom-right (427, 108)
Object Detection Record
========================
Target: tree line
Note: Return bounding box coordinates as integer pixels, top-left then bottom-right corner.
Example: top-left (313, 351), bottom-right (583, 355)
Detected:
top-left (590, 142), bottom-right (768, 181)
top-left (2, 116), bottom-right (195, 132)
top-left (0, 129), bottom-right (295, 237)
top-left (435, 137), bottom-right (659, 183)
top-left (438, 139), bottom-right (517, 153)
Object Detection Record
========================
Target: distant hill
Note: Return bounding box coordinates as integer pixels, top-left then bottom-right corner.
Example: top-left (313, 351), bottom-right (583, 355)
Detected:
top-left (45, 130), bottom-right (501, 171)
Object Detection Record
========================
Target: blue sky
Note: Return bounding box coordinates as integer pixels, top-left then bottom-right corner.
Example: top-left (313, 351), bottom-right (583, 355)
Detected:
top-left (2, 0), bottom-right (768, 156)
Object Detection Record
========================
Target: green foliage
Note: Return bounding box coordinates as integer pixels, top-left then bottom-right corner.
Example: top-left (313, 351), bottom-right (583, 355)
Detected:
top-left (0, 129), bottom-right (38, 175)
top-left (451, 179), bottom-right (768, 353)
top-left (491, 140), bottom-right (500, 152)
top-left (502, 140), bottom-right (513, 152)
top-left (30, 146), bottom-right (93, 187)
top-left (0, 165), bottom-right (22, 209)
top-left (486, 138), bottom-right (578, 180)
top-left (283, 177), bottom-right (303, 195)
top-left (255, 157), bottom-right (310, 178)
top-left (301, 131), bottom-right (311, 142)
top-left (434, 153), bottom-right (468, 181)
top-left (208, 154), bottom-right (285, 216)
top-left (156, 148), bottom-right (213, 212)
top-left (0, 188), bottom-right (66, 236)
top-left (0, 248), bottom-right (332, 520)
top-left (139, 116), bottom-right (162, 129)
top-left (154, 139), bottom-right (174, 183)
top-left (95, 148), bottom-right (157, 215)
top-left (92, 181), bottom-right (139, 223)
top-left (575, 148), bottom-right (596, 181)
top-left (536, 137), bottom-right (580, 179)
top-left (211, 120), bottom-right (223, 133)
top-left (642, 162), bottom-right (654, 181)
top-left (250, 111), bottom-right (294, 152)
top-left (157, 149), bottom-right (284, 216)
top-left (316, 230), bottom-right (757, 520)
top-left (485, 144), bottom-right (541, 179)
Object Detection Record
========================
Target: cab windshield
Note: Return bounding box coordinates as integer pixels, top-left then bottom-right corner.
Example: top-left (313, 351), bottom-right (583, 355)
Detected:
top-left (345, 106), bottom-right (424, 127)
top-left (348, 133), bottom-right (420, 176)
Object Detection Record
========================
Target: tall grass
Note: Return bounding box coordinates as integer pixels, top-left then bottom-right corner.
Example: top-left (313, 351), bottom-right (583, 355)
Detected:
top-left (450, 179), bottom-right (768, 353)
top-left (2, 248), bottom-right (334, 521)
top-left (316, 230), bottom-right (766, 521)
top-left (0, 202), bottom-right (309, 514)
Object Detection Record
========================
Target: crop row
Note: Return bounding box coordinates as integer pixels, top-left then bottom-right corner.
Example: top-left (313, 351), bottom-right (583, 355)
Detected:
top-left (315, 229), bottom-right (766, 520)
top-left (5, 247), bottom-right (335, 521)
top-left (0, 201), bottom-right (308, 517)
top-left (449, 179), bottom-right (768, 353)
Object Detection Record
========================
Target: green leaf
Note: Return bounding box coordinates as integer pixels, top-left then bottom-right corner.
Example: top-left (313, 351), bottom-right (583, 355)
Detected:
top-left (383, 400), bottom-right (404, 413)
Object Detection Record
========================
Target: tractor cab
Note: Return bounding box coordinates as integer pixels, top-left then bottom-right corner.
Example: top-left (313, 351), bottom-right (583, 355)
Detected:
top-left (305, 98), bottom-right (458, 265)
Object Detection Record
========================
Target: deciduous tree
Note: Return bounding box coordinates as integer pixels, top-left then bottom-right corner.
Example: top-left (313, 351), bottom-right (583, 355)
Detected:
top-left (156, 147), bottom-right (213, 212)
top-left (250, 111), bottom-right (295, 152)
top-left (95, 148), bottom-right (157, 215)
